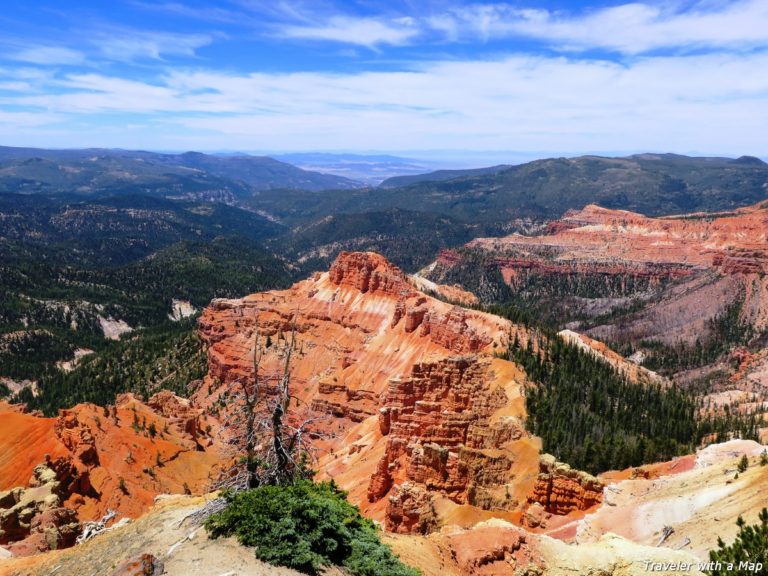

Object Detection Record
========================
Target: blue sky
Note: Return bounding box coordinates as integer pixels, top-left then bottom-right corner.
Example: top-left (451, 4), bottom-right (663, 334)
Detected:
top-left (1, 0), bottom-right (767, 159)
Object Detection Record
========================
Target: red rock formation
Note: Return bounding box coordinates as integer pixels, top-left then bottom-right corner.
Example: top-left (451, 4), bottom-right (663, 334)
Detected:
top-left (434, 201), bottom-right (768, 289)
top-left (111, 553), bottom-right (164, 576)
top-left (367, 355), bottom-right (543, 532)
top-left (528, 454), bottom-right (603, 516)
top-left (427, 202), bottom-right (768, 367)
top-left (385, 483), bottom-right (437, 534)
top-left (445, 523), bottom-right (535, 575)
top-left (195, 252), bottom-right (539, 531)
top-left (0, 394), bottom-right (228, 555)
top-left (0, 460), bottom-right (81, 556)
top-left (329, 251), bottom-right (416, 297)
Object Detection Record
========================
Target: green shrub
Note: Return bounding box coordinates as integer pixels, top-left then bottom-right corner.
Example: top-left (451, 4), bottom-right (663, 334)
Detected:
top-left (707, 508), bottom-right (768, 575)
top-left (205, 481), bottom-right (419, 576)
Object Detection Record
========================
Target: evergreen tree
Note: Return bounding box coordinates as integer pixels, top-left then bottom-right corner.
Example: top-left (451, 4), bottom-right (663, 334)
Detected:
top-left (708, 509), bottom-right (768, 575)
top-left (737, 454), bottom-right (749, 474)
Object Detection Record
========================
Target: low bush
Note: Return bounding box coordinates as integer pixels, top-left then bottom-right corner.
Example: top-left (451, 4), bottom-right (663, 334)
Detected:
top-left (205, 480), bottom-right (419, 576)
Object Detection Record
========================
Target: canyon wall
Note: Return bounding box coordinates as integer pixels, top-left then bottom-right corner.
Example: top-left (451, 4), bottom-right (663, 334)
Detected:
top-left (195, 252), bottom-right (602, 532)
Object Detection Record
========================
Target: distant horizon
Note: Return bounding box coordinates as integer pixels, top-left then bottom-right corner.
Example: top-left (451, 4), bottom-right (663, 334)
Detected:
top-left (1, 143), bottom-right (766, 169)
top-left (2, 1), bottom-right (768, 156)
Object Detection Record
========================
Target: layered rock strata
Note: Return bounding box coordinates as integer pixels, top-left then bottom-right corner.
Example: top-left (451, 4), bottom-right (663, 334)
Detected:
top-left (196, 252), bottom-right (552, 531)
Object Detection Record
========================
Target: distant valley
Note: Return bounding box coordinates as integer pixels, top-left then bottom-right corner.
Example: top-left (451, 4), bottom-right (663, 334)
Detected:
top-left (2, 146), bottom-right (767, 413)
top-left (272, 152), bottom-right (445, 186)
top-left (1, 146), bottom-right (767, 575)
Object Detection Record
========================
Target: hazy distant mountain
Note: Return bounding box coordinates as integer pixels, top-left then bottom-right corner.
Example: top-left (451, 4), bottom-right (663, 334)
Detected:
top-left (378, 164), bottom-right (512, 188)
top-left (248, 153), bottom-right (768, 227)
top-left (272, 152), bottom-right (441, 185)
top-left (174, 151), bottom-right (363, 191)
top-left (0, 146), bottom-right (363, 200)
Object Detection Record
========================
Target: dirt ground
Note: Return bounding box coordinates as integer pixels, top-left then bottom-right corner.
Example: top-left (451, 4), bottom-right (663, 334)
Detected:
top-left (0, 495), bottom-right (304, 576)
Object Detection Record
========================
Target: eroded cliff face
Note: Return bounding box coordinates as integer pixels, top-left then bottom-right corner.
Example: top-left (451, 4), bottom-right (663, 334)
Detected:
top-left (0, 394), bottom-right (227, 556)
top-left (369, 356), bottom-right (539, 533)
top-left (196, 252), bottom-right (573, 532)
top-left (429, 202), bottom-right (768, 337)
top-left (425, 203), bottom-right (768, 409)
top-left (528, 454), bottom-right (603, 517)
top-left (466, 202), bottom-right (768, 276)
top-left (0, 460), bottom-right (80, 556)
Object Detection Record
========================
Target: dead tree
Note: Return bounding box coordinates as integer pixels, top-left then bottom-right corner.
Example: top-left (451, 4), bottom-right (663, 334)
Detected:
top-left (182, 314), bottom-right (330, 527)
top-left (243, 325), bottom-right (264, 489)
top-left (269, 320), bottom-right (296, 485)
top-left (218, 314), bottom-right (321, 491)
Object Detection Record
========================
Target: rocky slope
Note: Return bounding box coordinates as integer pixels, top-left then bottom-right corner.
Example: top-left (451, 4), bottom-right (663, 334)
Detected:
top-left (0, 395), bottom-right (227, 556)
top-left (0, 490), bottom-right (707, 576)
top-left (578, 440), bottom-right (768, 559)
top-left (6, 440), bottom-right (764, 576)
top-left (195, 251), bottom-right (615, 533)
top-left (196, 251), bottom-right (559, 532)
top-left (2, 251), bottom-right (766, 575)
top-left (426, 202), bottom-right (768, 405)
top-left (1, 494), bottom-right (313, 576)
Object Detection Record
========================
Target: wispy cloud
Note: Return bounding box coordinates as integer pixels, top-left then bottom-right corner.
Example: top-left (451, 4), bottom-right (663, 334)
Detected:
top-left (280, 16), bottom-right (419, 48)
top-left (9, 46), bottom-right (85, 66)
top-left (430, 0), bottom-right (768, 54)
top-left (94, 28), bottom-right (214, 61)
top-left (4, 50), bottom-right (767, 154)
top-left (2, 0), bottom-right (767, 154)
top-left (128, 1), bottom-right (248, 25)
top-left (123, 0), bottom-right (768, 53)
top-left (0, 81), bottom-right (34, 92)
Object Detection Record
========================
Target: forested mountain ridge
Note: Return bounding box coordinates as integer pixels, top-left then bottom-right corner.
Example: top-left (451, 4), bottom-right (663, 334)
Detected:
top-left (269, 207), bottom-right (484, 273)
top-left (0, 192), bottom-right (284, 265)
top-left (378, 153), bottom-right (768, 219)
top-left (0, 146), bottom-right (362, 200)
top-left (0, 192), bottom-right (292, 408)
top-left (3, 148), bottom-right (767, 283)
top-left (244, 153), bottom-right (768, 229)
top-left (378, 164), bottom-right (512, 188)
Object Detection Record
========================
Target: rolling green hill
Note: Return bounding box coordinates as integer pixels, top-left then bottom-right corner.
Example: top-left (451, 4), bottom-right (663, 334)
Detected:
top-left (247, 153), bottom-right (768, 226)
top-left (0, 146), bottom-right (362, 201)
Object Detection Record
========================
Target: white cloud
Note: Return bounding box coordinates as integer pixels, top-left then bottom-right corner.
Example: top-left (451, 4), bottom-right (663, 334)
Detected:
top-left (0, 81), bottom-right (33, 92)
top-left (4, 50), bottom-right (768, 155)
top-left (436, 0), bottom-right (768, 54)
top-left (0, 110), bottom-right (64, 127)
top-left (280, 16), bottom-right (419, 48)
top-left (128, 1), bottom-right (248, 25)
top-left (9, 46), bottom-right (85, 66)
top-left (94, 29), bottom-right (214, 61)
